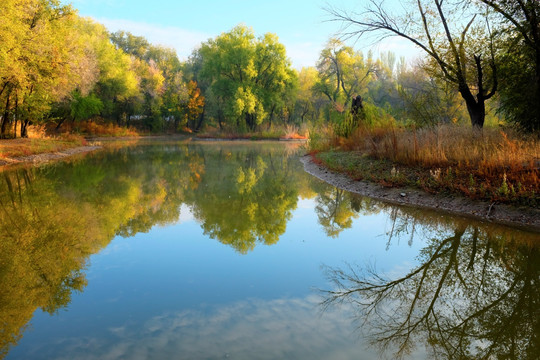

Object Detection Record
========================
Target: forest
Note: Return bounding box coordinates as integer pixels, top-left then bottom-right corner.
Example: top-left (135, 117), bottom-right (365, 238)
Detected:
top-left (2, 0), bottom-right (539, 138)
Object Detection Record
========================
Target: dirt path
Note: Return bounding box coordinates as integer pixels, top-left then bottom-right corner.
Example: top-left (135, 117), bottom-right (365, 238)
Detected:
top-left (301, 154), bottom-right (540, 232)
top-left (0, 145), bottom-right (102, 168)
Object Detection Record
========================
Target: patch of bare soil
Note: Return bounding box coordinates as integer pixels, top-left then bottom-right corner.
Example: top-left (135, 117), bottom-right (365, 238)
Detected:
top-left (301, 154), bottom-right (540, 232)
top-left (0, 146), bottom-right (102, 168)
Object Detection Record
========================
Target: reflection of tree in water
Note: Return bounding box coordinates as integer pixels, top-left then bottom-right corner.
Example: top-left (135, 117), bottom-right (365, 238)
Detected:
top-left (321, 215), bottom-right (540, 359)
top-left (0, 146), bottom-right (197, 358)
top-left (5, 141), bottom-right (535, 360)
top-left (313, 184), bottom-right (382, 238)
top-left (0, 169), bottom-right (95, 358)
top-left (315, 188), bottom-right (357, 237)
top-left (0, 142), bottom-right (308, 357)
top-left (187, 145), bottom-right (302, 254)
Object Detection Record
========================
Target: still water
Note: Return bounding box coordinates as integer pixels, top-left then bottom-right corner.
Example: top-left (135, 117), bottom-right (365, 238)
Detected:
top-left (0, 141), bottom-right (538, 359)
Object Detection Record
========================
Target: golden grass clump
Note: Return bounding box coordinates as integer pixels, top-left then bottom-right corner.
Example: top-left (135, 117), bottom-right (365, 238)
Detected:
top-left (64, 120), bottom-right (139, 137)
top-left (344, 125), bottom-right (538, 170)
top-left (316, 123), bottom-right (539, 204)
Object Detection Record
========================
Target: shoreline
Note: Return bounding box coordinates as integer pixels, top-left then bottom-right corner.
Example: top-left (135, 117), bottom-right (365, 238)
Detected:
top-left (301, 154), bottom-right (540, 233)
top-left (0, 145), bottom-right (102, 169)
top-left (0, 136), bottom-right (304, 170)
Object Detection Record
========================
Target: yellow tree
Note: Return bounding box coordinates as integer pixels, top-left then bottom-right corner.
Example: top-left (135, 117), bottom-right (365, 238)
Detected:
top-left (0, 0), bottom-right (87, 137)
top-left (315, 38), bottom-right (376, 113)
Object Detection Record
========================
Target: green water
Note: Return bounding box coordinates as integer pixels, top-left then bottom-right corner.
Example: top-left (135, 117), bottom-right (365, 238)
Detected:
top-left (0, 141), bottom-right (538, 359)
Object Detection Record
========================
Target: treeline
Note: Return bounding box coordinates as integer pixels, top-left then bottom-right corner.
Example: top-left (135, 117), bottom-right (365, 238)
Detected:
top-left (1, 0), bottom-right (538, 139)
top-left (0, 0), bottom-right (205, 138)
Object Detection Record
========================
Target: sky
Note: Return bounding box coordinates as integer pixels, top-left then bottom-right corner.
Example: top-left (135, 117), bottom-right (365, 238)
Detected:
top-left (67, 0), bottom-right (421, 69)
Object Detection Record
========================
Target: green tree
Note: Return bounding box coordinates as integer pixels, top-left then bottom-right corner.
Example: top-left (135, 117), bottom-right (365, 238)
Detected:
top-left (396, 62), bottom-right (466, 125)
top-left (80, 20), bottom-right (139, 123)
top-left (480, 0), bottom-right (540, 131)
top-left (198, 25), bottom-right (296, 131)
top-left (294, 67), bottom-right (324, 123)
top-left (315, 38), bottom-right (375, 113)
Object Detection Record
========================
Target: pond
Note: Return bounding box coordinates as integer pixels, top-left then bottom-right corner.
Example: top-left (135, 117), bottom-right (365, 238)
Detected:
top-left (0, 141), bottom-right (538, 360)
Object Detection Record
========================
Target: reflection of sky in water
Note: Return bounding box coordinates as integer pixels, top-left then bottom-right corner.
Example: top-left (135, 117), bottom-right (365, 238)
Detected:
top-left (24, 297), bottom-right (378, 360)
top-left (8, 196), bottom-right (427, 359)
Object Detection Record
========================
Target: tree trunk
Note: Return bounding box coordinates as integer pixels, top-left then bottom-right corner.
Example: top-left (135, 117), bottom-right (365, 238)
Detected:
top-left (55, 117), bottom-right (67, 131)
top-left (218, 110), bottom-right (224, 130)
top-left (269, 105), bottom-right (276, 127)
top-left (173, 115), bottom-right (178, 132)
top-left (12, 93), bottom-right (18, 138)
top-left (117, 112), bottom-right (123, 126)
top-left (534, 47), bottom-right (540, 130)
top-left (195, 105), bottom-right (206, 132)
top-left (1, 91), bottom-right (11, 138)
top-left (245, 113), bottom-right (255, 131)
top-left (462, 97), bottom-right (485, 128)
top-left (20, 119), bottom-right (29, 138)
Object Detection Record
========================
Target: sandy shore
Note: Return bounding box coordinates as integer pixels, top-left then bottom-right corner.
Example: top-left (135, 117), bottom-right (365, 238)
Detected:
top-left (301, 154), bottom-right (540, 232)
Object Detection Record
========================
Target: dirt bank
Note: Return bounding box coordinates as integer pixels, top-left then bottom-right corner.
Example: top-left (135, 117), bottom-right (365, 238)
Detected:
top-left (0, 145), bottom-right (102, 168)
top-left (301, 154), bottom-right (540, 232)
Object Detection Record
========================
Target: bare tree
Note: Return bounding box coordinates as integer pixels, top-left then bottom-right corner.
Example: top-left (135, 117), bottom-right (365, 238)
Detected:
top-left (321, 225), bottom-right (540, 359)
top-left (326, 0), bottom-right (497, 128)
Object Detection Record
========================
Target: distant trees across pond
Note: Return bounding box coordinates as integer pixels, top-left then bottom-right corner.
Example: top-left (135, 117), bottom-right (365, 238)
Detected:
top-left (1, 0), bottom-right (538, 138)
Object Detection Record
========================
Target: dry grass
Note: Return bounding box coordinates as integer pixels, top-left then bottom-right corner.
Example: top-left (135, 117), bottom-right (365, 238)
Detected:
top-left (312, 124), bottom-right (539, 205)
top-left (0, 123), bottom-right (90, 160)
top-left (281, 125), bottom-right (309, 140)
top-left (61, 120), bottom-right (139, 137)
top-left (0, 136), bottom-right (85, 159)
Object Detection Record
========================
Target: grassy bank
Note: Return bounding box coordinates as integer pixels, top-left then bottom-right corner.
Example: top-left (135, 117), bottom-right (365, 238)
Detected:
top-left (309, 125), bottom-right (539, 207)
top-left (0, 135), bottom-right (87, 160)
top-left (1, 121), bottom-right (141, 163)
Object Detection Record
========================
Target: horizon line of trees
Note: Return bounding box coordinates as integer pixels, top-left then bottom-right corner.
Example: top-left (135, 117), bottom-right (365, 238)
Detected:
top-left (0, 0), bottom-right (538, 139)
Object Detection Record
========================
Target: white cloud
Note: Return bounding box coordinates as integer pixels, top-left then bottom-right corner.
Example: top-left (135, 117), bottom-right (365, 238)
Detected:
top-left (38, 296), bottom-right (388, 360)
top-left (282, 41), bottom-right (322, 70)
top-left (94, 18), bottom-right (211, 60)
top-left (92, 18), bottom-right (322, 69)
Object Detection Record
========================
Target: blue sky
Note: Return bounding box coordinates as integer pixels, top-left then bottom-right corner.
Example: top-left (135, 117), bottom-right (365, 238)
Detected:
top-left (68, 0), bottom-right (420, 69)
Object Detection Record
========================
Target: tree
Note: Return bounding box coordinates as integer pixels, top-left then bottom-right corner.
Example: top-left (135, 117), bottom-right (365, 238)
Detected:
top-left (75, 20), bottom-right (139, 124)
top-left (184, 80), bottom-right (205, 131)
top-left (479, 0), bottom-right (540, 131)
top-left (397, 61), bottom-right (466, 125)
top-left (367, 51), bottom-right (402, 116)
top-left (198, 25), bottom-right (296, 131)
top-left (315, 38), bottom-right (375, 113)
top-left (294, 67), bottom-right (323, 123)
top-left (110, 30), bottom-right (150, 59)
top-left (327, 0), bottom-right (498, 128)
top-left (0, 0), bottom-right (90, 137)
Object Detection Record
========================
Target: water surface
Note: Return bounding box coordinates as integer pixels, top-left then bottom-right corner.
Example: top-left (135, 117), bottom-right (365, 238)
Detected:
top-left (1, 141), bottom-right (538, 359)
